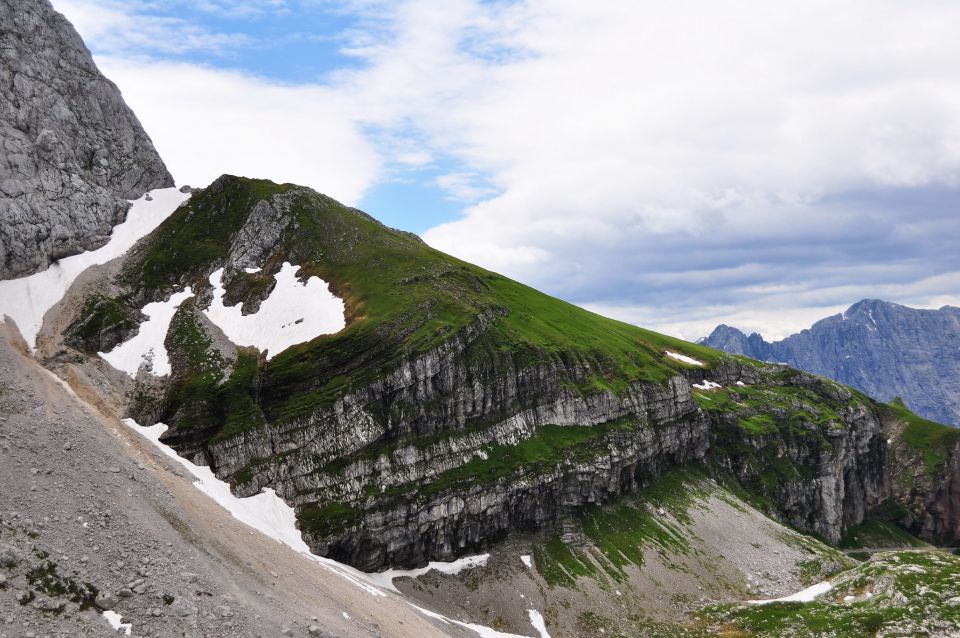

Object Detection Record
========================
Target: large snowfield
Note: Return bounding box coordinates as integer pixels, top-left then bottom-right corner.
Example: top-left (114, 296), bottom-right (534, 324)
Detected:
top-left (204, 264), bottom-right (346, 359)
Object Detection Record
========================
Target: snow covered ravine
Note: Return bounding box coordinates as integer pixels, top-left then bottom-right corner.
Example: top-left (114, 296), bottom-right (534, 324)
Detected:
top-left (99, 288), bottom-right (194, 376)
top-left (122, 418), bottom-right (550, 638)
top-left (0, 188), bottom-right (189, 350)
top-left (204, 264), bottom-right (345, 359)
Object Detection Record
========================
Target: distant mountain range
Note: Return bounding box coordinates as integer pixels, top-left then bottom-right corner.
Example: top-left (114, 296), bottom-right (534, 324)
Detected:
top-left (700, 299), bottom-right (960, 426)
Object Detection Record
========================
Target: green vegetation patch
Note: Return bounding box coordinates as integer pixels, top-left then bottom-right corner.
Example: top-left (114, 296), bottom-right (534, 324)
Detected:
top-left (25, 554), bottom-right (98, 611)
top-left (298, 502), bottom-right (362, 537)
top-left (888, 398), bottom-right (960, 476)
top-left (161, 303), bottom-right (266, 441)
top-left (533, 535), bottom-right (601, 588)
top-left (383, 421), bottom-right (635, 499)
top-left (839, 520), bottom-right (928, 550)
top-left (533, 470), bottom-right (708, 588)
top-left (70, 293), bottom-right (137, 349)
top-left (700, 550), bottom-right (960, 637)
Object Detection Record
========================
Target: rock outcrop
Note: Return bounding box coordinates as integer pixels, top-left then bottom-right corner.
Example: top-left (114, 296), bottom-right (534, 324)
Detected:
top-left (0, 0), bottom-right (173, 280)
top-left (700, 300), bottom-right (960, 426)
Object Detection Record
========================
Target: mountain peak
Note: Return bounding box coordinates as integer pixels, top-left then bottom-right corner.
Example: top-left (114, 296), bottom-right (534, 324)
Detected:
top-left (702, 300), bottom-right (960, 425)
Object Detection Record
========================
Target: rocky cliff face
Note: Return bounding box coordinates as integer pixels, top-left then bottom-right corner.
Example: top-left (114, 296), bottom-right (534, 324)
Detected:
top-left (0, 0), bottom-right (173, 280)
top-left (700, 300), bottom-right (960, 426)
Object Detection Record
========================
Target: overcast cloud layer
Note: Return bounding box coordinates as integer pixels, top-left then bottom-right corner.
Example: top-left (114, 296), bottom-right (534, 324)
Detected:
top-left (54, 0), bottom-right (960, 340)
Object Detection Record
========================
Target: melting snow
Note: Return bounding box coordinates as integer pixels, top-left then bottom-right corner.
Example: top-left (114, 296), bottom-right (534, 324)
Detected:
top-left (0, 188), bottom-right (189, 350)
top-left (122, 419), bottom-right (384, 597)
top-left (692, 380), bottom-right (722, 390)
top-left (520, 555), bottom-right (533, 569)
top-left (203, 263), bottom-right (345, 359)
top-left (413, 603), bottom-right (547, 638)
top-left (665, 351), bottom-right (704, 366)
top-left (748, 580), bottom-right (833, 605)
top-left (103, 610), bottom-right (132, 635)
top-left (367, 554), bottom-right (490, 594)
top-left (529, 610), bottom-right (552, 638)
top-left (99, 288), bottom-right (194, 376)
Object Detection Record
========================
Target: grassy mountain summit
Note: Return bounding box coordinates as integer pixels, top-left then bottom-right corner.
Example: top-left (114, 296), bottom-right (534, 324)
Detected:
top-left (113, 175), bottom-right (722, 430)
top-left (62, 175), bottom-right (960, 579)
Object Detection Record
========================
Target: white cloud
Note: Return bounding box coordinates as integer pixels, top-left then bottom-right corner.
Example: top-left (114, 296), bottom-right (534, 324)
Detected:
top-left (52, 0), bottom-right (960, 339)
top-left (94, 57), bottom-right (381, 204)
top-left (55, 0), bottom-right (255, 55)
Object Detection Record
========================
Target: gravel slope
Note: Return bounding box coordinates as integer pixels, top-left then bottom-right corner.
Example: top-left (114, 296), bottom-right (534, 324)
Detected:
top-left (0, 320), bottom-right (464, 638)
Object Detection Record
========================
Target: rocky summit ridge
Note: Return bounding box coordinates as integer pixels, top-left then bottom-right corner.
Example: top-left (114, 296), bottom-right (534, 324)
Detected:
top-left (701, 299), bottom-right (960, 426)
top-left (0, 0), bottom-right (172, 280)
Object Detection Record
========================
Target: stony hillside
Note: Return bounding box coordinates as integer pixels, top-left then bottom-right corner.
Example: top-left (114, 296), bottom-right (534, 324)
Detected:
top-left (700, 300), bottom-right (960, 426)
top-left (0, 0), bottom-right (172, 280)
top-left (45, 176), bottom-right (960, 586)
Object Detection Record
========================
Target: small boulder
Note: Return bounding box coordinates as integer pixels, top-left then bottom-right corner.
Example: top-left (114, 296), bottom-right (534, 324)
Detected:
top-left (0, 545), bottom-right (18, 567)
top-left (95, 592), bottom-right (119, 610)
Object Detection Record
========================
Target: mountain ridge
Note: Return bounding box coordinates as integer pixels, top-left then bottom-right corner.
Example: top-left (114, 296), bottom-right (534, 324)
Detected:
top-left (700, 299), bottom-right (960, 426)
top-left (37, 175), bottom-right (960, 578)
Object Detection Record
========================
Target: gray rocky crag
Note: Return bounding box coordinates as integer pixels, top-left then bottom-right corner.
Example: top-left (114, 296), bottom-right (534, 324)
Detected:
top-left (700, 300), bottom-right (960, 426)
top-left (0, 0), bottom-right (172, 280)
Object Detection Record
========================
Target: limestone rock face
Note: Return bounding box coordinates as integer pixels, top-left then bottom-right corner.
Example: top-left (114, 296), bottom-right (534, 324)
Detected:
top-left (0, 0), bottom-right (173, 280)
top-left (701, 300), bottom-right (960, 426)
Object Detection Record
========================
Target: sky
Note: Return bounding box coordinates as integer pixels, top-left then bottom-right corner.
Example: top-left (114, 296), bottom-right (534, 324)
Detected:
top-left (52, 0), bottom-right (960, 341)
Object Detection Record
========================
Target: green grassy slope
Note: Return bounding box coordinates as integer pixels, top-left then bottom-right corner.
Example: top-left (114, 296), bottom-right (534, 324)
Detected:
top-left (112, 175), bottom-right (724, 433)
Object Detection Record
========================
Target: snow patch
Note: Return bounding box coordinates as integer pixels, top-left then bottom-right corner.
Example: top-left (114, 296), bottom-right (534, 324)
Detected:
top-left (748, 580), bottom-right (833, 605)
top-left (665, 351), bottom-right (704, 366)
top-left (735, 381), bottom-right (747, 387)
top-left (520, 555), bottom-right (533, 569)
top-left (342, 611), bottom-right (350, 620)
top-left (529, 609), bottom-right (551, 638)
top-left (367, 554), bottom-right (490, 594)
top-left (0, 188), bottom-right (189, 350)
top-left (692, 380), bottom-right (722, 390)
top-left (203, 263), bottom-right (345, 359)
top-left (412, 603), bottom-right (544, 638)
top-left (103, 610), bottom-right (132, 635)
top-left (99, 288), bottom-right (193, 376)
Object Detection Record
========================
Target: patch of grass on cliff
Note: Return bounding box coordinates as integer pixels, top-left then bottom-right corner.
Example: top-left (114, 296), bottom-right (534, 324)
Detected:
top-left (298, 502), bottom-right (361, 537)
top-left (839, 520), bottom-right (928, 550)
top-left (162, 304), bottom-right (266, 439)
top-left (387, 422), bottom-right (631, 497)
top-left (71, 293), bottom-right (136, 349)
top-left (888, 398), bottom-right (960, 476)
